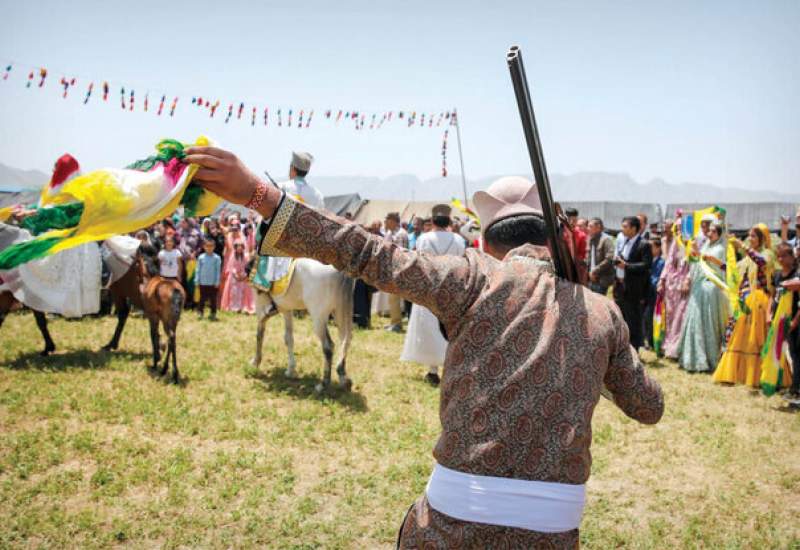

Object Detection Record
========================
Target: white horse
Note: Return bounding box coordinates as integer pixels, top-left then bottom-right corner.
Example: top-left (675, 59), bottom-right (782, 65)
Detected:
top-left (251, 258), bottom-right (355, 393)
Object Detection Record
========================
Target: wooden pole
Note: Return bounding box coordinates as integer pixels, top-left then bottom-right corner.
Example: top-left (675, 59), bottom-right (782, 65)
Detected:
top-left (453, 109), bottom-right (469, 206)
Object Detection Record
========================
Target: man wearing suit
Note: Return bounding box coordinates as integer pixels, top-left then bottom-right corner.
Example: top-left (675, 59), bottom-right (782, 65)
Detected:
top-left (614, 216), bottom-right (652, 350)
top-left (587, 217), bottom-right (615, 295)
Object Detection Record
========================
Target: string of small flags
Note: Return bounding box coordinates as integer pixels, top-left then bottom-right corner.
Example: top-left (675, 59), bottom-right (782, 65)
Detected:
top-left (1, 60), bottom-right (457, 131)
top-left (1, 59), bottom-right (460, 176)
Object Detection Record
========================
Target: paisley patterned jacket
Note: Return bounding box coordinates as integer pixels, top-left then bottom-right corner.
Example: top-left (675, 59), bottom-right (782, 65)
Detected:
top-left (260, 196), bottom-right (664, 547)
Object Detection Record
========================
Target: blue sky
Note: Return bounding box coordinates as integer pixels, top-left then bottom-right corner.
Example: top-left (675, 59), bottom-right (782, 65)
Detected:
top-left (0, 0), bottom-right (797, 193)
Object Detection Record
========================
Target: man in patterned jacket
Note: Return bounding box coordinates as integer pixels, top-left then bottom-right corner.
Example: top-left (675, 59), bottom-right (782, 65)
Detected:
top-left (184, 146), bottom-right (665, 549)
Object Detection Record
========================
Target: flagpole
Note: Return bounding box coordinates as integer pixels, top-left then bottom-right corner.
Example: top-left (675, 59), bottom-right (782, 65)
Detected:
top-left (453, 109), bottom-right (469, 206)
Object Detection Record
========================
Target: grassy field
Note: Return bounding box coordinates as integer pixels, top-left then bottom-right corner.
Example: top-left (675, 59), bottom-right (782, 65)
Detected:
top-left (1, 310), bottom-right (799, 549)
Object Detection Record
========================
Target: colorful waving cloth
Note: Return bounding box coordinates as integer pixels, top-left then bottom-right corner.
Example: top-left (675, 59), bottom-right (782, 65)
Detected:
top-left (0, 137), bottom-right (220, 270)
top-left (760, 289), bottom-right (793, 396)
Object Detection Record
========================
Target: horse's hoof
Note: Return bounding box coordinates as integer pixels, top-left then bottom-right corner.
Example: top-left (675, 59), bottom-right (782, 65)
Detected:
top-left (40, 350), bottom-right (51, 357)
top-left (339, 378), bottom-right (353, 392)
top-left (314, 382), bottom-right (327, 394)
top-left (285, 368), bottom-right (298, 379)
top-left (250, 357), bottom-right (261, 368)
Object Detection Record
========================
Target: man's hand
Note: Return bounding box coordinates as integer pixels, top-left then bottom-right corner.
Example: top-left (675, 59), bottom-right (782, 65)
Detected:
top-left (590, 271), bottom-right (598, 283)
top-left (781, 279), bottom-right (800, 292)
top-left (183, 147), bottom-right (262, 206)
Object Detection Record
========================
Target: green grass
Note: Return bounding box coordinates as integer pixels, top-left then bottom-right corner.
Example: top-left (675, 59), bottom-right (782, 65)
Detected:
top-left (1, 311), bottom-right (799, 549)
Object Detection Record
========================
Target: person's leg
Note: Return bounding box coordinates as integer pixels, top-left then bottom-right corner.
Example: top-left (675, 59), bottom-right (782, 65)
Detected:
top-left (425, 364), bottom-right (440, 386)
top-left (789, 329), bottom-right (800, 396)
top-left (643, 294), bottom-right (656, 349)
top-left (352, 280), bottom-right (368, 328)
top-left (628, 297), bottom-right (644, 350)
top-left (198, 286), bottom-right (207, 317)
top-left (209, 287), bottom-right (218, 319)
top-left (388, 294), bottom-right (402, 331)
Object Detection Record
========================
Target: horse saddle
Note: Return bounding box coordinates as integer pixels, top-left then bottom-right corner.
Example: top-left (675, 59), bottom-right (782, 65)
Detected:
top-left (101, 236), bottom-right (140, 289)
top-left (250, 256), bottom-right (296, 298)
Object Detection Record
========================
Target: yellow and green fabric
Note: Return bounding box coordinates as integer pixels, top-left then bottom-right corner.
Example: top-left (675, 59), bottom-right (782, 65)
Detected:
top-left (0, 137), bottom-right (220, 270)
top-left (760, 289), bottom-right (793, 396)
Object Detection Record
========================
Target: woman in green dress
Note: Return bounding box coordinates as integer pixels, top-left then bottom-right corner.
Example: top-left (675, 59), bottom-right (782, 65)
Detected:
top-left (677, 222), bottom-right (731, 372)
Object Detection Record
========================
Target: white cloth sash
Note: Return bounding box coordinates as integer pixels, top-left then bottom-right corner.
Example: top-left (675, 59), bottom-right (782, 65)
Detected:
top-left (425, 463), bottom-right (585, 533)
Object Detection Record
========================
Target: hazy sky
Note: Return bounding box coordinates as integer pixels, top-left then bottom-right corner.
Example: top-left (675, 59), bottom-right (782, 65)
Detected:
top-left (0, 0), bottom-right (797, 193)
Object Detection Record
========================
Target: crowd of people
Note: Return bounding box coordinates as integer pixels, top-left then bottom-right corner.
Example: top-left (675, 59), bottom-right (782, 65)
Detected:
top-left (373, 205), bottom-right (799, 400)
top-left (126, 158), bottom-right (799, 402)
top-left (566, 208), bottom-right (799, 400)
top-left (133, 210), bottom-right (260, 319)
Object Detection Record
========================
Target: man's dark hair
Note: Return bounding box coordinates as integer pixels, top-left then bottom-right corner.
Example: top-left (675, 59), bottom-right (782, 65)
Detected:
top-left (776, 242), bottom-right (794, 257)
top-left (589, 217), bottom-right (604, 228)
top-left (294, 168), bottom-right (309, 178)
top-left (432, 215), bottom-right (450, 229)
top-left (565, 207), bottom-right (579, 218)
top-left (623, 216), bottom-right (641, 232)
top-left (484, 214), bottom-right (548, 249)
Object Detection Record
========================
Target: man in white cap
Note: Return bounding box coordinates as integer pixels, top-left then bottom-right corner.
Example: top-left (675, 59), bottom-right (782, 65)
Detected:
top-left (257, 151), bottom-right (325, 287)
top-left (183, 147), bottom-right (665, 548)
top-left (278, 151), bottom-right (324, 209)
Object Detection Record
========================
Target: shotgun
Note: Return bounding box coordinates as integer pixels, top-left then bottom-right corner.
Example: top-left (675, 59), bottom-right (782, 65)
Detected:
top-left (506, 46), bottom-right (577, 282)
top-left (507, 46), bottom-right (614, 401)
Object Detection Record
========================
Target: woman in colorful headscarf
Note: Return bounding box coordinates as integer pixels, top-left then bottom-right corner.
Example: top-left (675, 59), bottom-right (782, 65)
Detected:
top-left (677, 221), bottom-right (731, 372)
top-left (657, 218), bottom-right (692, 359)
top-left (714, 224), bottom-right (775, 387)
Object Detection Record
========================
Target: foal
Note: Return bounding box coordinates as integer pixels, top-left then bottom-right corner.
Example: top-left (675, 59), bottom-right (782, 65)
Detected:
top-left (139, 246), bottom-right (185, 383)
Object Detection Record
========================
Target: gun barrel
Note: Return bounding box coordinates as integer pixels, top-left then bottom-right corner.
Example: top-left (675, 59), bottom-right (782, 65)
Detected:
top-left (506, 46), bottom-right (569, 280)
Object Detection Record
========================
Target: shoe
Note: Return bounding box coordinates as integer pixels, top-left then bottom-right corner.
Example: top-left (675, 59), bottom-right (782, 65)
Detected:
top-left (425, 372), bottom-right (440, 386)
top-left (385, 324), bottom-right (403, 333)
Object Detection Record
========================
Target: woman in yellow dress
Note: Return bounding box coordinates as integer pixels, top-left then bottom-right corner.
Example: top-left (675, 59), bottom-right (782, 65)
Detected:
top-left (714, 224), bottom-right (775, 387)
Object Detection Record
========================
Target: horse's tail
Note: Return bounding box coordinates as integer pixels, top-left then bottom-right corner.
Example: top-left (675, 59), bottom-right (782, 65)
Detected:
top-left (170, 287), bottom-right (183, 324)
top-left (339, 275), bottom-right (355, 320)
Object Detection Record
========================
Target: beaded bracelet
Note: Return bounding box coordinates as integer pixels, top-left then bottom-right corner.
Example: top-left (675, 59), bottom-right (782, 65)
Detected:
top-left (245, 180), bottom-right (269, 211)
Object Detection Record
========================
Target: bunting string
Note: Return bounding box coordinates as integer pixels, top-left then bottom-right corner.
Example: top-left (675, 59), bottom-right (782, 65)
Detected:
top-left (1, 57), bottom-right (460, 175)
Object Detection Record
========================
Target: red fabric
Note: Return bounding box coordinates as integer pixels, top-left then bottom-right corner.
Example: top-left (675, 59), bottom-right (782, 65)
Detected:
top-left (50, 154), bottom-right (80, 188)
top-left (573, 228), bottom-right (588, 262)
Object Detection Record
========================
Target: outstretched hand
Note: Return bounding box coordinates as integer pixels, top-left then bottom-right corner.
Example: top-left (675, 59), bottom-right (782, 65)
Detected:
top-left (781, 279), bottom-right (800, 292)
top-left (183, 147), bottom-right (262, 206)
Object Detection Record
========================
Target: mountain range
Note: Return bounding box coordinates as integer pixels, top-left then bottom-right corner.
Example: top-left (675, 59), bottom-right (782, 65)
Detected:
top-left (2, 161), bottom-right (796, 207)
top-left (313, 172), bottom-right (799, 206)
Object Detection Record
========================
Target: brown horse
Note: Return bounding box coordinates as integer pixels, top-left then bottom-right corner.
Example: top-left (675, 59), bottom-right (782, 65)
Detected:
top-left (139, 247), bottom-right (185, 383)
top-left (0, 255), bottom-right (143, 357)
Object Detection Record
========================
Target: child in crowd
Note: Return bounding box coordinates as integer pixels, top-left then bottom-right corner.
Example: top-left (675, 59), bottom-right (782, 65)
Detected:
top-left (644, 238), bottom-right (664, 351)
top-left (196, 238), bottom-right (222, 320)
top-left (157, 236), bottom-right (182, 280)
top-left (773, 243), bottom-right (800, 401)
